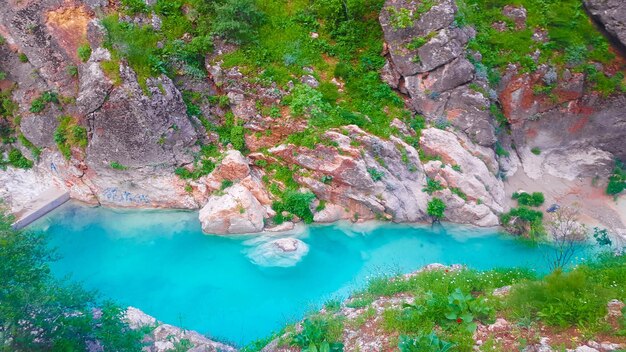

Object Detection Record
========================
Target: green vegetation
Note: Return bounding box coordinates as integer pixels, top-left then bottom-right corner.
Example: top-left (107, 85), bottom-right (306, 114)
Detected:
top-left (531, 147), bottom-right (541, 155)
top-left (3, 148), bottom-right (34, 169)
top-left (427, 197), bottom-right (446, 220)
top-left (77, 43), bottom-right (92, 62)
top-left (272, 191), bottom-right (316, 224)
top-left (500, 206), bottom-right (545, 239)
top-left (18, 134), bottom-right (41, 160)
top-left (29, 91), bottom-right (59, 113)
top-left (512, 191), bottom-right (544, 207)
top-left (18, 53), bottom-right (28, 63)
top-left (110, 161), bottom-right (128, 170)
top-left (212, 0), bottom-right (264, 44)
top-left (367, 167), bottom-right (385, 181)
top-left (457, 0), bottom-right (624, 95)
top-left (606, 160), bottom-right (626, 196)
top-left (423, 178), bottom-right (444, 195)
top-left (290, 315), bottom-right (344, 351)
top-left (54, 116), bottom-right (87, 160)
top-left (0, 210), bottom-right (145, 350)
top-left (450, 187), bottom-right (467, 201)
top-left (272, 253), bottom-right (626, 352)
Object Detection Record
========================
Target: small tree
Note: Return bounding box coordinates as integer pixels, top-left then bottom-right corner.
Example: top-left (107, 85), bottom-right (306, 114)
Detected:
top-left (545, 207), bottom-right (588, 271)
top-left (427, 198), bottom-right (446, 223)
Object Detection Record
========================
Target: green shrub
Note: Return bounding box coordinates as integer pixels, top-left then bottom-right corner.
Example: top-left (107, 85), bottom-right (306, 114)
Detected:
top-left (500, 206), bottom-right (545, 238)
top-left (272, 191), bottom-right (316, 224)
top-left (512, 191), bottom-right (545, 207)
top-left (423, 178), bottom-right (444, 195)
top-left (398, 332), bottom-right (454, 352)
top-left (54, 116), bottom-right (87, 160)
top-left (531, 147), bottom-right (541, 155)
top-left (427, 198), bottom-right (446, 220)
top-left (77, 43), bottom-right (92, 62)
top-left (18, 134), bottom-right (41, 160)
top-left (291, 315), bottom-right (344, 352)
top-left (8, 148), bottom-right (33, 169)
top-left (367, 167), bottom-right (384, 181)
top-left (212, 0), bottom-right (264, 44)
top-left (0, 71), bottom-right (6, 80)
top-left (110, 161), bottom-right (128, 170)
top-left (508, 269), bottom-right (611, 329)
top-left (29, 91), bottom-right (59, 113)
top-left (18, 53), bottom-right (28, 63)
top-left (66, 65), bottom-right (78, 77)
top-left (220, 179), bottom-right (233, 190)
top-left (450, 187), bottom-right (467, 201)
top-left (606, 160), bottom-right (626, 196)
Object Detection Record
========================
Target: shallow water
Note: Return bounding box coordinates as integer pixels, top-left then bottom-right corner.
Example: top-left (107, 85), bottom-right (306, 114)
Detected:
top-left (33, 201), bottom-right (563, 346)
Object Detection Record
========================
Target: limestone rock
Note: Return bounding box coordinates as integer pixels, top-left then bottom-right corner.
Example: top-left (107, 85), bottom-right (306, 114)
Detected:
top-left (124, 307), bottom-right (236, 352)
top-left (270, 125), bottom-right (429, 223)
top-left (86, 64), bottom-right (197, 170)
top-left (584, 0), bottom-right (626, 48)
top-left (420, 128), bottom-right (504, 217)
top-left (199, 184), bottom-right (267, 234)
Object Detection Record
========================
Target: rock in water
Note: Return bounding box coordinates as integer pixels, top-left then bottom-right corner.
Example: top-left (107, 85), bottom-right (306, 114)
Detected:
top-left (246, 237), bottom-right (310, 267)
top-left (199, 183), bottom-right (267, 235)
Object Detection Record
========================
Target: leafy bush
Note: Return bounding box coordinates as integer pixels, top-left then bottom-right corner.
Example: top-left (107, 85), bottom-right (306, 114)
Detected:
top-left (508, 269), bottom-right (611, 329)
top-left (54, 116), bottom-right (87, 160)
top-left (272, 191), bottom-right (316, 224)
top-left (77, 43), bottom-right (92, 62)
top-left (531, 147), bottom-right (541, 155)
top-left (500, 206), bottom-right (545, 239)
top-left (212, 0), bottom-right (264, 44)
top-left (427, 198), bottom-right (446, 220)
top-left (398, 332), bottom-right (454, 352)
top-left (0, 211), bottom-right (145, 351)
top-left (8, 148), bottom-right (33, 169)
top-left (18, 53), bottom-right (28, 63)
top-left (110, 161), bottom-right (128, 170)
top-left (29, 91), bottom-right (59, 113)
top-left (220, 179), bottom-right (233, 190)
top-left (367, 167), bottom-right (384, 181)
top-left (291, 315), bottom-right (344, 352)
top-left (606, 160), bottom-right (626, 196)
top-left (512, 191), bottom-right (544, 207)
top-left (423, 178), bottom-right (444, 195)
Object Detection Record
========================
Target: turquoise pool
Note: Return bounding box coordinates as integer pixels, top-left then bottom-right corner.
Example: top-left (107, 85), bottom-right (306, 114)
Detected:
top-left (34, 202), bottom-right (560, 346)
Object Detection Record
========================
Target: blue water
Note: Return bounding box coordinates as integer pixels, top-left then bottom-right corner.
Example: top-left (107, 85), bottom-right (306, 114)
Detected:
top-left (33, 201), bottom-right (559, 346)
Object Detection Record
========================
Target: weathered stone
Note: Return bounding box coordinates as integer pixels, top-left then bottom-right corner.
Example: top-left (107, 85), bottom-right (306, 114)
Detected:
top-left (584, 0), bottom-right (626, 48)
top-left (125, 307), bottom-right (236, 352)
top-left (199, 183), bottom-right (267, 234)
top-left (86, 64), bottom-right (197, 170)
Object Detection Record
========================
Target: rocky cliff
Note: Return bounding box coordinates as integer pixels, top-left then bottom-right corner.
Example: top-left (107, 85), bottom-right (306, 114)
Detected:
top-left (0, 0), bottom-right (624, 239)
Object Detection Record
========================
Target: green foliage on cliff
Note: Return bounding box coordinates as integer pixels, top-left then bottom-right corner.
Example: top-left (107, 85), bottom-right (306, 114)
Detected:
top-left (6, 148), bottom-right (33, 169)
top-left (457, 0), bottom-right (623, 96)
top-left (607, 160), bottom-right (626, 196)
top-left (29, 91), bottom-right (59, 114)
top-left (0, 210), bottom-right (145, 351)
top-left (77, 43), bottom-right (92, 62)
top-left (53, 116), bottom-right (87, 160)
top-left (500, 206), bottom-right (545, 239)
top-left (272, 191), bottom-right (316, 224)
top-left (427, 198), bottom-right (446, 220)
top-left (512, 191), bottom-right (544, 207)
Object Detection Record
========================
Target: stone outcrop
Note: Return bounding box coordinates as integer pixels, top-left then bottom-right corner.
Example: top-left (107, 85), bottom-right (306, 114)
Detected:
top-left (124, 307), bottom-right (237, 352)
top-left (198, 150), bottom-right (271, 234)
top-left (584, 0), bottom-right (626, 49)
top-left (270, 124), bottom-right (430, 223)
top-left (199, 183), bottom-right (267, 234)
top-left (380, 0), bottom-right (496, 147)
top-left (420, 128), bottom-right (503, 226)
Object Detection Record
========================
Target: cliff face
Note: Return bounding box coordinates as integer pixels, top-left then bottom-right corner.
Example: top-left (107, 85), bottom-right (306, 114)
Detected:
top-left (0, 0), bottom-right (624, 237)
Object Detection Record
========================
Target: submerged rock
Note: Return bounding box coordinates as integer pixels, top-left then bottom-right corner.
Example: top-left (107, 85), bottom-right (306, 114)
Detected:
top-left (245, 237), bottom-right (309, 267)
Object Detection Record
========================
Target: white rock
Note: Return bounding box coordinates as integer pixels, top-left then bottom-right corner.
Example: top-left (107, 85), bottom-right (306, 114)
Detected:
top-left (199, 184), bottom-right (266, 234)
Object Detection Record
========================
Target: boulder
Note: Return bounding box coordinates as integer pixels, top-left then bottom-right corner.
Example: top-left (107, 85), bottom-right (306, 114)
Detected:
top-left (420, 128), bottom-right (505, 220)
top-left (124, 307), bottom-right (236, 352)
top-left (199, 183), bottom-right (267, 234)
top-left (584, 0), bottom-right (626, 48)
